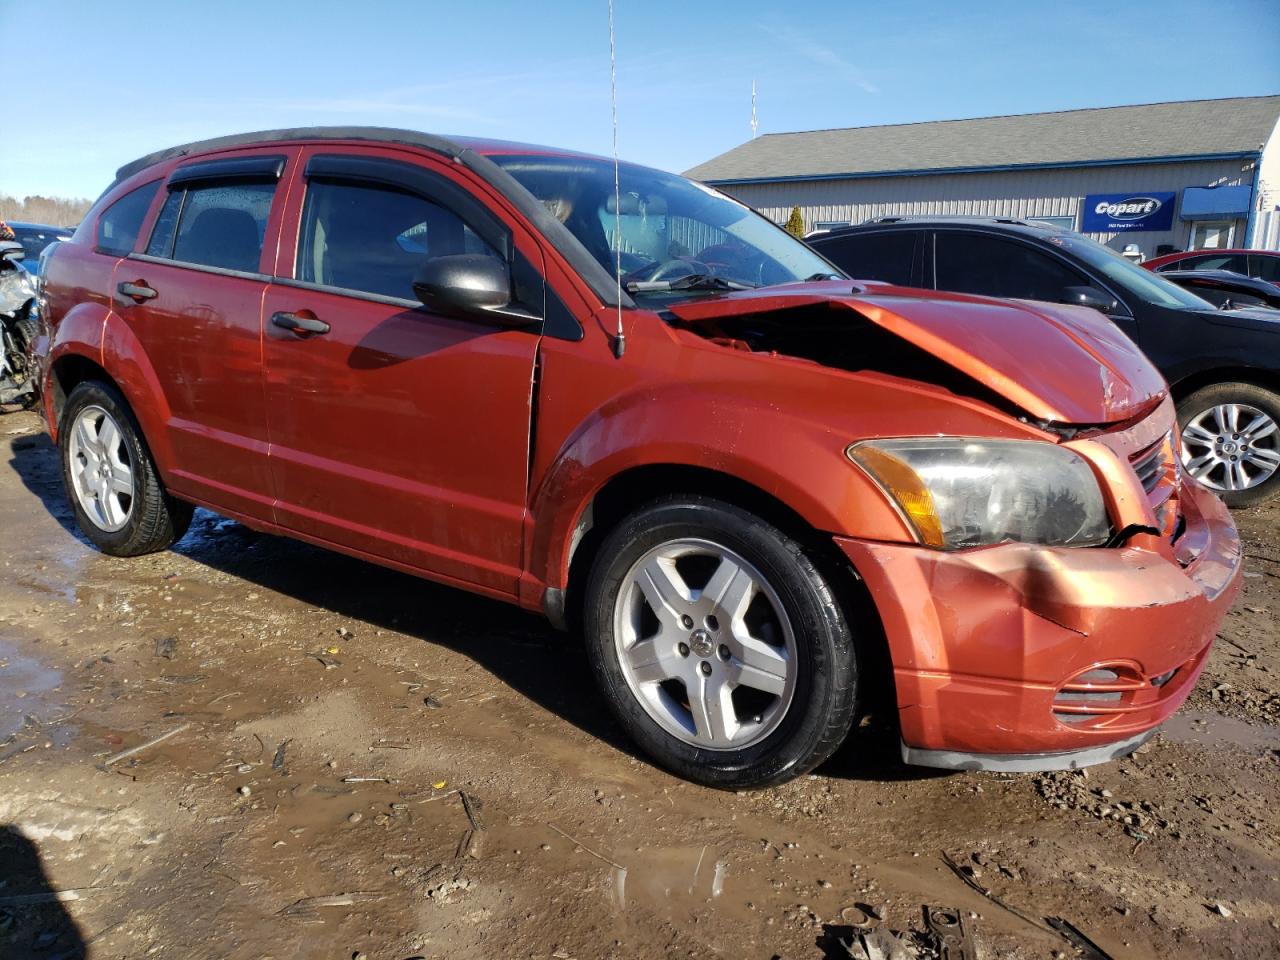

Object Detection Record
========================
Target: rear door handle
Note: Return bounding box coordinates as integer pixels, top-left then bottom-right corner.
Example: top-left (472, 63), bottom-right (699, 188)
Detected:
top-left (117, 280), bottom-right (157, 302)
top-left (271, 311), bottom-right (330, 337)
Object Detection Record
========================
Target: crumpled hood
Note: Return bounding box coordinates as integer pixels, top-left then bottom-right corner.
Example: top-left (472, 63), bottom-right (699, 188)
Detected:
top-left (668, 281), bottom-right (1167, 425)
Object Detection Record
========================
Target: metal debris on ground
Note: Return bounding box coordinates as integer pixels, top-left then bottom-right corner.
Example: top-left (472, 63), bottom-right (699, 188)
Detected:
top-left (922, 905), bottom-right (975, 960)
top-left (940, 851), bottom-right (1051, 934)
top-left (1044, 917), bottom-right (1114, 959)
top-left (99, 722), bottom-right (192, 769)
top-left (272, 738), bottom-right (290, 771)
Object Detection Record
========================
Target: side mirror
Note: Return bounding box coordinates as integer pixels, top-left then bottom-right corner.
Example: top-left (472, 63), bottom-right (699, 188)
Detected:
top-left (0, 241), bottom-right (25, 262)
top-left (1061, 285), bottom-right (1117, 314)
top-left (411, 254), bottom-right (537, 327)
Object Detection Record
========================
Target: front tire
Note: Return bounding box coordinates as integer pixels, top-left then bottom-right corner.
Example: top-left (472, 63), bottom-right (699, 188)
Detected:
top-left (583, 496), bottom-right (859, 789)
top-left (59, 380), bottom-right (193, 556)
top-left (1177, 383), bottom-right (1280, 508)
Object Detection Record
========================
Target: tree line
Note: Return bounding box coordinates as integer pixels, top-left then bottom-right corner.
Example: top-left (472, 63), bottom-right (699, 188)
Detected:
top-left (0, 195), bottom-right (93, 227)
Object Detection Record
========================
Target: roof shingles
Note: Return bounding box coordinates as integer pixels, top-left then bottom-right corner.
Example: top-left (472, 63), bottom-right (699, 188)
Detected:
top-left (684, 96), bottom-right (1280, 183)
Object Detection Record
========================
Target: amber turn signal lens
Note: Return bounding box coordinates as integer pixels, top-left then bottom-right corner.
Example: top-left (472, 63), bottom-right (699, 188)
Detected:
top-left (847, 445), bottom-right (947, 547)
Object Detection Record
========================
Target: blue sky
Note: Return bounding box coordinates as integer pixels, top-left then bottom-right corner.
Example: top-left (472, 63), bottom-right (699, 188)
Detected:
top-left (4, 0), bottom-right (1278, 200)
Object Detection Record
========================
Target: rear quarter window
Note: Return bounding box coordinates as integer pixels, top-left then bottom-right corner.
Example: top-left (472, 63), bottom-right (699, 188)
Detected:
top-left (95, 181), bottom-right (161, 256)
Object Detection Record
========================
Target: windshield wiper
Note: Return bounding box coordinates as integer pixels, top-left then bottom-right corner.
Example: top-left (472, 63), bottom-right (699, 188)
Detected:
top-left (804, 272), bottom-right (841, 281)
top-left (626, 274), bottom-right (758, 293)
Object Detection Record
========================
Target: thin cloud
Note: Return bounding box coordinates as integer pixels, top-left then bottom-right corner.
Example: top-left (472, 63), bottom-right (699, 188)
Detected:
top-left (763, 26), bottom-right (880, 94)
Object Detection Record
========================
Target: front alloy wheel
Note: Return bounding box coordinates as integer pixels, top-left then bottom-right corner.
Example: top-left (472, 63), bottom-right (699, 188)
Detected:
top-left (613, 539), bottom-right (798, 750)
top-left (584, 495), bottom-right (859, 789)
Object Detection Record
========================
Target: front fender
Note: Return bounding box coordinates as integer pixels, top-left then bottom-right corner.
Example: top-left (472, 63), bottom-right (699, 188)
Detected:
top-left (526, 384), bottom-right (914, 591)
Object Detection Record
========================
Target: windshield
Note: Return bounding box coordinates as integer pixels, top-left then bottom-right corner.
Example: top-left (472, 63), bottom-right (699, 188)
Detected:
top-left (1046, 233), bottom-right (1215, 310)
top-left (490, 154), bottom-right (841, 302)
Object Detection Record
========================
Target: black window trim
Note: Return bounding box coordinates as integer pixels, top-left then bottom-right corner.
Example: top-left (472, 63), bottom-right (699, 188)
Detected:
top-left (927, 226), bottom-right (1135, 319)
top-left (93, 178), bottom-right (163, 257)
top-left (168, 155), bottom-right (287, 188)
top-left (126, 250), bottom-right (271, 283)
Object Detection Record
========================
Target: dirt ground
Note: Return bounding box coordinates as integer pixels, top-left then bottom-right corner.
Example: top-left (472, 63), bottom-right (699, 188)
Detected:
top-left (1, 407), bottom-right (1277, 960)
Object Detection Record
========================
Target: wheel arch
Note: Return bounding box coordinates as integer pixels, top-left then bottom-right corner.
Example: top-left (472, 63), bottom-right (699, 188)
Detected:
top-left (553, 462), bottom-right (894, 711)
top-left (1169, 365), bottom-right (1280, 403)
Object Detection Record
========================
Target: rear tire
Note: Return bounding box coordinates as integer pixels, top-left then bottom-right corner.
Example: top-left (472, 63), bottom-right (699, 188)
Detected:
top-left (59, 380), bottom-right (193, 556)
top-left (1177, 382), bottom-right (1280, 508)
top-left (583, 495), bottom-right (859, 789)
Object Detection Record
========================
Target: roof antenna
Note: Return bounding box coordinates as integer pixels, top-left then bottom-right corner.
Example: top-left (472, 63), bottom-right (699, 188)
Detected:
top-left (608, 0), bottom-right (626, 359)
top-left (751, 79), bottom-right (758, 138)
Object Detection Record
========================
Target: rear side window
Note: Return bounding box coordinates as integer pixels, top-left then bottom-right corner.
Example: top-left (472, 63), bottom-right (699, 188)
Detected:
top-left (297, 179), bottom-right (499, 300)
top-left (1176, 253), bottom-right (1248, 273)
top-left (1249, 255), bottom-right (1280, 282)
top-left (145, 181), bottom-right (276, 273)
top-left (814, 231), bottom-right (918, 286)
top-left (95, 181), bottom-right (161, 255)
top-left (934, 232), bottom-right (1088, 303)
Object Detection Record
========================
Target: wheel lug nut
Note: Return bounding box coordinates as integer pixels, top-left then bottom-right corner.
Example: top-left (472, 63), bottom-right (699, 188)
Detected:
top-left (678, 642), bottom-right (690, 657)
top-left (699, 661), bottom-right (712, 676)
top-left (681, 614), bottom-right (694, 629)
top-left (718, 644), bottom-right (730, 660)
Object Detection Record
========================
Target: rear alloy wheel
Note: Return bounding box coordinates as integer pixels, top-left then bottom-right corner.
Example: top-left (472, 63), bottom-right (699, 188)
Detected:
top-left (59, 380), bottom-right (193, 555)
top-left (584, 496), bottom-right (859, 789)
top-left (1178, 383), bottom-right (1280, 508)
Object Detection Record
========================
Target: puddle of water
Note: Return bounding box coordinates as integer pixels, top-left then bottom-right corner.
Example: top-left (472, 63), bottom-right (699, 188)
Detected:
top-left (1160, 709), bottom-right (1279, 753)
top-left (0, 638), bottom-right (70, 743)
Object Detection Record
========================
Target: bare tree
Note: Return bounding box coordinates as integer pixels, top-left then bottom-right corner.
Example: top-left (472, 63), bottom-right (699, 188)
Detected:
top-left (0, 194), bottom-right (93, 227)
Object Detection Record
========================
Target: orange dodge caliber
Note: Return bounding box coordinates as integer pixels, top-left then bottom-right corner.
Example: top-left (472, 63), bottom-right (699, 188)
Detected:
top-left (34, 128), bottom-right (1242, 788)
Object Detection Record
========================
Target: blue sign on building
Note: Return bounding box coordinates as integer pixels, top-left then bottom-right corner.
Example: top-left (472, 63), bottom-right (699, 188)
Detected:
top-left (1081, 192), bottom-right (1177, 233)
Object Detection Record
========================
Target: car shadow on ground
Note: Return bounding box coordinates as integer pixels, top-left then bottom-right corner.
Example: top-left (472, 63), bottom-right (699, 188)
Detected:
top-left (0, 827), bottom-right (88, 958)
top-left (7, 432), bottom-right (946, 786)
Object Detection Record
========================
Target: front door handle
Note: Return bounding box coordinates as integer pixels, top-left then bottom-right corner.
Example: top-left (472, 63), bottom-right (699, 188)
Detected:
top-left (117, 280), bottom-right (157, 302)
top-left (271, 311), bottom-right (330, 337)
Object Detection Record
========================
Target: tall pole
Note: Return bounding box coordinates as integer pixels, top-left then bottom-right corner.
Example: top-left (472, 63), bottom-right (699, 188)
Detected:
top-left (751, 79), bottom-right (758, 139)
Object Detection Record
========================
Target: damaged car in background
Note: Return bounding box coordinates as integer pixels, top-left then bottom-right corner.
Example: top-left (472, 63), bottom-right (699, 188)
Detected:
top-left (0, 233), bottom-right (39, 409)
top-left (34, 128), bottom-right (1242, 787)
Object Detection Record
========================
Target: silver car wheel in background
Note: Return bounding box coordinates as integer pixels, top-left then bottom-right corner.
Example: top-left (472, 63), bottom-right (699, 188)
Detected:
top-left (67, 404), bottom-right (135, 532)
top-left (1181, 402), bottom-right (1280, 493)
top-left (612, 538), bottom-right (798, 751)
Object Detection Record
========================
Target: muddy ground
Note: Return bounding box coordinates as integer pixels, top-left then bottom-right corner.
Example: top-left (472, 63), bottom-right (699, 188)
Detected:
top-left (0, 406), bottom-right (1277, 960)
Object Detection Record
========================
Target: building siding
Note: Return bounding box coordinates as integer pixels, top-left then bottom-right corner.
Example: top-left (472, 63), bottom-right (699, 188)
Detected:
top-left (718, 158), bottom-right (1255, 257)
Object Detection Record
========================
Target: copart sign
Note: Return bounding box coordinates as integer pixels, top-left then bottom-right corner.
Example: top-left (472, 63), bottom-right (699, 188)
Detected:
top-left (1081, 192), bottom-right (1176, 233)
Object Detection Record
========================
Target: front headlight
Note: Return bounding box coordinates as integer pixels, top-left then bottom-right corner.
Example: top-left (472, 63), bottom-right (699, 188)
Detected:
top-left (847, 438), bottom-right (1111, 550)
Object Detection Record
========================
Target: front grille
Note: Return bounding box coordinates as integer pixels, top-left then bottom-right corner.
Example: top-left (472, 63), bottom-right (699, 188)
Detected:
top-left (1130, 439), bottom-right (1165, 494)
top-left (1051, 656), bottom-right (1198, 731)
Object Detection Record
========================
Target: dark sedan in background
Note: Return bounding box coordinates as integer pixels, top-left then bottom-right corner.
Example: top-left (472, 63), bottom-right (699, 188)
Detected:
top-left (808, 218), bottom-right (1280, 507)
top-left (1160, 269), bottom-right (1280, 311)
top-left (6, 221), bottom-right (75, 272)
top-left (1143, 248), bottom-right (1280, 287)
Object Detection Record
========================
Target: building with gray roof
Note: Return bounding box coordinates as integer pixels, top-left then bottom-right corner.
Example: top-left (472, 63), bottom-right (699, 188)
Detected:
top-left (686, 96), bottom-right (1280, 257)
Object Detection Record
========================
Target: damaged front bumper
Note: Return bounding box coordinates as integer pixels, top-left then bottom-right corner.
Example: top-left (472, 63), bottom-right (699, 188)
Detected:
top-left (835, 478), bottom-right (1242, 771)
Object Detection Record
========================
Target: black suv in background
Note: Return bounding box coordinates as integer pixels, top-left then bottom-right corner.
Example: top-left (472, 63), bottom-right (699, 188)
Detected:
top-left (808, 218), bottom-right (1280, 507)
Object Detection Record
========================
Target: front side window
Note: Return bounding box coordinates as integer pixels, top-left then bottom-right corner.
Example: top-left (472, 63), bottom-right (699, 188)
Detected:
top-left (96, 180), bottom-right (161, 256)
top-left (296, 179), bottom-right (500, 301)
top-left (1047, 233), bottom-right (1214, 310)
top-left (814, 231), bottom-right (918, 287)
top-left (490, 155), bottom-right (840, 304)
top-left (145, 180), bottom-right (276, 273)
top-left (934, 231), bottom-right (1088, 303)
